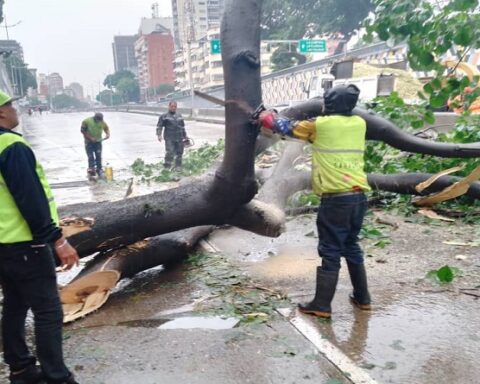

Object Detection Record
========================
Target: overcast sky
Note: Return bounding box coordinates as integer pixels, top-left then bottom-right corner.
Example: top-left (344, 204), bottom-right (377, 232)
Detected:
top-left (3, 0), bottom-right (172, 95)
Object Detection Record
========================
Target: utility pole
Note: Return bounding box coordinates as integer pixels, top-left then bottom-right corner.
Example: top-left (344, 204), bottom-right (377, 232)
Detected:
top-left (184, 0), bottom-right (196, 112)
top-left (3, 15), bottom-right (22, 40)
top-left (151, 3), bottom-right (159, 18)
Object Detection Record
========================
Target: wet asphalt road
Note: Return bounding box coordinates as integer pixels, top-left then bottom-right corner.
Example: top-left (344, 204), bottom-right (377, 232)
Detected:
top-left (2, 111), bottom-right (479, 384)
top-left (19, 111), bottom-right (225, 205)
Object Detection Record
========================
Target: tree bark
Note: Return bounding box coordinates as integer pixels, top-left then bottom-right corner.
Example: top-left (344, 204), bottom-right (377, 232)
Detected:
top-left (74, 226), bottom-right (214, 281)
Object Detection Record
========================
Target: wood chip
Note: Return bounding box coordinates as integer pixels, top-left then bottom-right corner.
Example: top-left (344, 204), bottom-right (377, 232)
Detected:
top-left (415, 165), bottom-right (465, 193)
top-left (414, 165), bottom-right (480, 206)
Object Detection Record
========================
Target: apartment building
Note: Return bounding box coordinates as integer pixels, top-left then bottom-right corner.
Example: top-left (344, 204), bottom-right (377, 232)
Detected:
top-left (112, 35), bottom-right (138, 74)
top-left (135, 24), bottom-right (175, 91)
top-left (171, 0), bottom-right (225, 49)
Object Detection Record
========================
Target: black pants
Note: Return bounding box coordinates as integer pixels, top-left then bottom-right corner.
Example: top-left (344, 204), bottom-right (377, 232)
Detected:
top-left (0, 244), bottom-right (71, 382)
top-left (85, 141), bottom-right (102, 171)
top-left (316, 193), bottom-right (368, 272)
top-left (164, 139), bottom-right (184, 167)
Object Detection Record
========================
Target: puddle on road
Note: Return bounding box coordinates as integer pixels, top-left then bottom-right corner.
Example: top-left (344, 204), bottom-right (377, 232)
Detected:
top-left (158, 316), bottom-right (240, 330)
top-left (119, 316), bottom-right (239, 330)
top-left (312, 292), bottom-right (480, 384)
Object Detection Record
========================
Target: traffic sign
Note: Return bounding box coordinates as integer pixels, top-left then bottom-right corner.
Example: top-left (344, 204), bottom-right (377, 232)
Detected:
top-left (298, 39), bottom-right (327, 53)
top-left (210, 39), bottom-right (221, 54)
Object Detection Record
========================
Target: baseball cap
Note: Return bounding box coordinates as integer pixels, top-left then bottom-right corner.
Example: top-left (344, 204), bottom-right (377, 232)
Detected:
top-left (0, 90), bottom-right (22, 107)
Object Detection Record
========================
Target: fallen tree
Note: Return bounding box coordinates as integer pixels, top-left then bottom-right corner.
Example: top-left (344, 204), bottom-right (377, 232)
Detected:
top-left (58, 0), bottom-right (480, 321)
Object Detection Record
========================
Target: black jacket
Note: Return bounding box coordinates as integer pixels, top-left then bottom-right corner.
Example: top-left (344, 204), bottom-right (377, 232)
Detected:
top-left (0, 128), bottom-right (62, 244)
top-left (156, 111), bottom-right (186, 141)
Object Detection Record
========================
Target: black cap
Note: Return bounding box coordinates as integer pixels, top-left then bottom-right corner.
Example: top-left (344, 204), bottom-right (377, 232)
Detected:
top-left (94, 112), bottom-right (104, 120)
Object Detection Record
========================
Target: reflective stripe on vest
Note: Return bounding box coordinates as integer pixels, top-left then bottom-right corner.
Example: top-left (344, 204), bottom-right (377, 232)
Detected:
top-left (0, 132), bottom-right (59, 243)
top-left (311, 115), bottom-right (371, 194)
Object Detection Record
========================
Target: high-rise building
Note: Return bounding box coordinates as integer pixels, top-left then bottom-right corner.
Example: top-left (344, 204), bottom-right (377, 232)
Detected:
top-left (171, 0), bottom-right (225, 49)
top-left (135, 23), bottom-right (175, 92)
top-left (173, 26), bottom-right (274, 91)
top-left (67, 82), bottom-right (84, 100)
top-left (37, 73), bottom-right (49, 97)
top-left (0, 40), bottom-right (24, 60)
top-left (112, 35), bottom-right (138, 74)
top-left (139, 17), bottom-right (173, 35)
top-left (47, 73), bottom-right (64, 96)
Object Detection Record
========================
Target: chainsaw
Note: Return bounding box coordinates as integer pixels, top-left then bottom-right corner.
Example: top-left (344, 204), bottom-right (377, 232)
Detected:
top-left (193, 90), bottom-right (304, 144)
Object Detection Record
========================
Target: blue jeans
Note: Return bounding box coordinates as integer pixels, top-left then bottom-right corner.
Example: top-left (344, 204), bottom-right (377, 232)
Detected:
top-left (316, 193), bottom-right (368, 272)
top-left (0, 244), bottom-right (71, 382)
top-left (85, 141), bottom-right (102, 171)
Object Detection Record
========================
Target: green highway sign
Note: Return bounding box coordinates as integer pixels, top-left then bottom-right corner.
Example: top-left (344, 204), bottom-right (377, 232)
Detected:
top-left (298, 39), bottom-right (327, 53)
top-left (210, 39), bottom-right (221, 54)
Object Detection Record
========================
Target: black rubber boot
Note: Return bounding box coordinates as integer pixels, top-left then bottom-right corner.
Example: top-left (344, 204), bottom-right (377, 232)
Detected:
top-left (87, 168), bottom-right (96, 177)
top-left (347, 262), bottom-right (371, 310)
top-left (45, 373), bottom-right (79, 384)
top-left (298, 267), bottom-right (339, 318)
top-left (9, 364), bottom-right (44, 384)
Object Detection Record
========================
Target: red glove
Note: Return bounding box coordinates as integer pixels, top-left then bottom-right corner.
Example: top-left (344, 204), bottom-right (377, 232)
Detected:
top-left (258, 110), bottom-right (277, 130)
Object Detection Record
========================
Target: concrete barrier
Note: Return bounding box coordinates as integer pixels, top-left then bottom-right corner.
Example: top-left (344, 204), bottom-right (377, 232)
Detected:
top-left (104, 105), bottom-right (458, 131)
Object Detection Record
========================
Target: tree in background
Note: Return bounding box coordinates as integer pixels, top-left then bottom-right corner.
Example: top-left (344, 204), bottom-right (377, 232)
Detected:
top-left (52, 94), bottom-right (88, 110)
top-left (365, 0), bottom-right (480, 112)
top-left (262, 0), bottom-right (373, 40)
top-left (262, 0), bottom-right (374, 70)
top-left (116, 77), bottom-right (140, 103)
top-left (5, 55), bottom-right (37, 95)
top-left (270, 46), bottom-right (306, 71)
top-left (96, 90), bottom-right (122, 106)
top-left (103, 70), bottom-right (135, 89)
top-left (103, 70), bottom-right (140, 103)
top-left (147, 83), bottom-right (175, 98)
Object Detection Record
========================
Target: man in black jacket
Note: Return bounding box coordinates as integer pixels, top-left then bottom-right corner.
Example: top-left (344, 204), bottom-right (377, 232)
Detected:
top-left (156, 101), bottom-right (187, 170)
top-left (0, 90), bottom-right (79, 384)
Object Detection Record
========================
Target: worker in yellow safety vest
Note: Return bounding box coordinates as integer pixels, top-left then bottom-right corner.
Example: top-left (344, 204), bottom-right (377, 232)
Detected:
top-left (259, 84), bottom-right (371, 319)
top-left (0, 90), bottom-right (80, 384)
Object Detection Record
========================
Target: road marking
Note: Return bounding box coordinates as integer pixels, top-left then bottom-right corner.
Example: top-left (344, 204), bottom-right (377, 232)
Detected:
top-left (277, 307), bottom-right (379, 384)
top-left (199, 239), bottom-right (219, 253)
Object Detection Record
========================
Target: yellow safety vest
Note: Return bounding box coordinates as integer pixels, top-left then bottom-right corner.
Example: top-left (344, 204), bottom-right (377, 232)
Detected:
top-left (0, 132), bottom-right (59, 243)
top-left (311, 115), bottom-right (371, 194)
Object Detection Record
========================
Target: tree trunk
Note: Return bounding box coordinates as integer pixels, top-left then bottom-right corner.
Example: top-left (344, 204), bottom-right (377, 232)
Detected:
top-left (368, 173), bottom-right (480, 198)
top-left (74, 226), bottom-right (214, 281)
top-left (280, 99), bottom-right (480, 157)
top-left (61, 0), bottom-right (263, 258)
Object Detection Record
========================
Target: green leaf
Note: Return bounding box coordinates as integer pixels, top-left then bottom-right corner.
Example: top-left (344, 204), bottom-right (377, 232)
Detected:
top-left (423, 83), bottom-right (433, 94)
top-left (430, 93), bottom-right (448, 108)
top-left (437, 265), bottom-right (454, 283)
top-left (411, 120), bottom-right (424, 129)
top-left (417, 50), bottom-right (434, 66)
top-left (430, 78), bottom-right (442, 90)
top-left (374, 239), bottom-right (391, 248)
top-left (451, 0), bottom-right (479, 11)
top-left (454, 26), bottom-right (475, 46)
top-left (424, 111), bottom-right (435, 125)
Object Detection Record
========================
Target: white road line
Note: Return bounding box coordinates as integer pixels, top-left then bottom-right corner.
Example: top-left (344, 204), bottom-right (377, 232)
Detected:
top-left (277, 307), bottom-right (379, 384)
